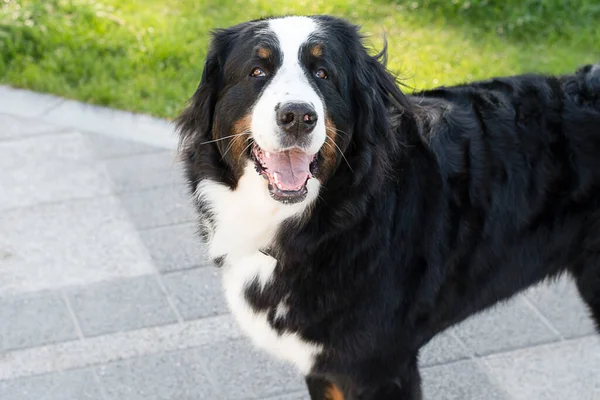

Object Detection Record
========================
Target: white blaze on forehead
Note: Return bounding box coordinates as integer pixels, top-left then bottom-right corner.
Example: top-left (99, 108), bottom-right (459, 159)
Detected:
top-left (268, 16), bottom-right (318, 56)
top-left (251, 16), bottom-right (326, 155)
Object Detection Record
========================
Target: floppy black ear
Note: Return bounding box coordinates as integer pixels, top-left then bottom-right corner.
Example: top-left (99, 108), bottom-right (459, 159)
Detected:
top-left (176, 28), bottom-right (237, 152)
top-left (348, 38), bottom-right (415, 184)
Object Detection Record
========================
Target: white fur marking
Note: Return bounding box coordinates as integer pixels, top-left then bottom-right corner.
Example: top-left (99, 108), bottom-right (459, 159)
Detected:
top-left (197, 161), bottom-right (322, 373)
top-left (251, 16), bottom-right (326, 155)
top-left (274, 300), bottom-right (290, 321)
top-left (222, 252), bottom-right (322, 374)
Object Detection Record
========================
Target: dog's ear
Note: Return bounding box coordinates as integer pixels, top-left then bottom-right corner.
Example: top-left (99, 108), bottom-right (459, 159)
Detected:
top-left (348, 37), bottom-right (413, 184)
top-left (176, 28), bottom-right (237, 152)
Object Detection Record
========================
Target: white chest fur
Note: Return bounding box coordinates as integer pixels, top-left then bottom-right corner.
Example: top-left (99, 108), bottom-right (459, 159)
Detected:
top-left (196, 163), bottom-right (323, 374)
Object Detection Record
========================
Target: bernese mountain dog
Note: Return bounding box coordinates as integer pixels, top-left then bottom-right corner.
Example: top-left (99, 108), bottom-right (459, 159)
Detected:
top-left (176, 15), bottom-right (600, 400)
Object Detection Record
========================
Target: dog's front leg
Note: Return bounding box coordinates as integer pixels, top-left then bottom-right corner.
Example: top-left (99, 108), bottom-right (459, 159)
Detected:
top-left (306, 358), bottom-right (423, 400)
top-left (354, 365), bottom-right (423, 400)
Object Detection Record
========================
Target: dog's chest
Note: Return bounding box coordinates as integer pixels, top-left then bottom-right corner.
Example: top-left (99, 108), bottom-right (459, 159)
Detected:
top-left (197, 170), bottom-right (323, 374)
top-left (222, 252), bottom-right (322, 374)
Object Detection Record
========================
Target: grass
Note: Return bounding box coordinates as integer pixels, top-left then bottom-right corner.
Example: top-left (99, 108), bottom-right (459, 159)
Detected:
top-left (1, 0), bottom-right (599, 119)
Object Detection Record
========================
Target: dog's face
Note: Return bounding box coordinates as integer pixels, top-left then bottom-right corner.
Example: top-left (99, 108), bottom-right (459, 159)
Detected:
top-left (178, 16), bottom-right (399, 205)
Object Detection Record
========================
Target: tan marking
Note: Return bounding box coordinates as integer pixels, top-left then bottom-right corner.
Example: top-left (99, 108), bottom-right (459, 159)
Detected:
top-left (257, 47), bottom-right (271, 59)
top-left (310, 44), bottom-right (323, 58)
top-left (229, 114), bottom-right (252, 158)
top-left (320, 116), bottom-right (338, 180)
top-left (210, 113), bottom-right (252, 178)
top-left (325, 383), bottom-right (344, 400)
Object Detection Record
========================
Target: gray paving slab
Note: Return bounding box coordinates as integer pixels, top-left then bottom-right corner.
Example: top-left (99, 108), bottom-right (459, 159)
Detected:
top-left (67, 275), bottom-right (179, 337)
top-left (452, 296), bottom-right (561, 356)
top-left (0, 316), bottom-right (242, 381)
top-left (422, 360), bottom-right (510, 400)
top-left (483, 336), bottom-right (600, 400)
top-left (0, 132), bottom-right (113, 211)
top-left (85, 132), bottom-right (165, 160)
top-left (97, 349), bottom-right (220, 400)
top-left (0, 86), bottom-right (63, 118)
top-left (526, 277), bottom-right (597, 339)
top-left (419, 329), bottom-right (471, 367)
top-left (265, 391), bottom-right (308, 400)
top-left (161, 267), bottom-right (228, 320)
top-left (0, 292), bottom-right (78, 352)
top-left (41, 97), bottom-right (177, 149)
top-left (138, 223), bottom-right (208, 272)
top-left (198, 339), bottom-right (306, 399)
top-left (0, 196), bottom-right (154, 296)
top-left (103, 150), bottom-right (183, 193)
top-left (0, 114), bottom-right (64, 141)
top-left (118, 184), bottom-right (197, 230)
top-left (0, 368), bottom-right (104, 400)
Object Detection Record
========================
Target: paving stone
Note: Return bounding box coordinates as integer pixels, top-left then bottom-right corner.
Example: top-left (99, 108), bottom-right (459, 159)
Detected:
top-left (139, 223), bottom-right (208, 272)
top-left (422, 360), bottom-right (509, 400)
top-left (67, 275), bottom-right (179, 337)
top-left (0, 86), bottom-right (63, 118)
top-left (0, 315), bottom-right (242, 381)
top-left (118, 184), bottom-right (196, 230)
top-left (452, 296), bottom-right (561, 356)
top-left (0, 196), bottom-right (154, 296)
top-left (483, 336), bottom-right (600, 400)
top-left (85, 132), bottom-right (164, 159)
top-left (103, 150), bottom-right (184, 193)
top-left (0, 292), bottom-right (78, 352)
top-left (419, 329), bottom-right (470, 367)
top-left (198, 338), bottom-right (306, 399)
top-left (42, 97), bottom-right (178, 149)
top-left (97, 348), bottom-right (220, 400)
top-left (0, 368), bottom-right (104, 400)
top-left (0, 114), bottom-right (64, 141)
top-left (161, 268), bottom-right (228, 320)
top-left (526, 277), bottom-right (597, 339)
top-left (265, 391), bottom-right (309, 400)
top-left (0, 132), bottom-right (113, 210)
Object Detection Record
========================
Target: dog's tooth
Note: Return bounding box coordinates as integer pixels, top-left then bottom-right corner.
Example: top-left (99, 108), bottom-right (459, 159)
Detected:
top-left (265, 151), bottom-right (271, 158)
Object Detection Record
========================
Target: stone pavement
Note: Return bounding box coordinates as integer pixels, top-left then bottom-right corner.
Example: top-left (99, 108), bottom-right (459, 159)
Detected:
top-left (0, 85), bottom-right (598, 400)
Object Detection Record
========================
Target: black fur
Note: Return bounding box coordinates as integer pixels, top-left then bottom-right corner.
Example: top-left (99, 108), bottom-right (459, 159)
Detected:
top-left (177, 15), bottom-right (600, 400)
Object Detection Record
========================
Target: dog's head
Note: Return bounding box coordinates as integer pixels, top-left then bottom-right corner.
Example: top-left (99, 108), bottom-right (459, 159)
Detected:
top-left (177, 15), bottom-right (409, 206)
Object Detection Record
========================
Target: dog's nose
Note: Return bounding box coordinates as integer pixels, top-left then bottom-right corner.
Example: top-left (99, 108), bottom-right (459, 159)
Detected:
top-left (276, 102), bottom-right (318, 136)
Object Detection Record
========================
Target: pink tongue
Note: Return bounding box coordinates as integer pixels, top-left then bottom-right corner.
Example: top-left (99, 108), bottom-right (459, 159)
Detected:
top-left (263, 149), bottom-right (312, 191)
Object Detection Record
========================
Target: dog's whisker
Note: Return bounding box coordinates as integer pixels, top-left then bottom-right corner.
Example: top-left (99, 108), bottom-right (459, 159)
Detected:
top-left (239, 139), bottom-right (255, 162)
top-left (326, 136), bottom-right (353, 172)
top-left (199, 132), bottom-right (250, 146)
top-left (326, 126), bottom-right (350, 139)
top-left (220, 134), bottom-right (244, 161)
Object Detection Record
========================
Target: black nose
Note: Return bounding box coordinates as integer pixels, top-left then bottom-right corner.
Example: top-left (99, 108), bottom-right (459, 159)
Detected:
top-left (276, 102), bottom-right (318, 136)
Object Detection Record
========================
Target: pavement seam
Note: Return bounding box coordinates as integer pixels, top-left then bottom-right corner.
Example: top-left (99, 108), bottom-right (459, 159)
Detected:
top-left (38, 98), bottom-right (67, 117)
top-left (62, 291), bottom-right (112, 400)
top-left (153, 273), bottom-right (185, 324)
top-left (447, 331), bottom-right (516, 399)
top-left (521, 296), bottom-right (565, 340)
top-left (61, 292), bottom-right (85, 340)
top-left (0, 128), bottom-right (73, 144)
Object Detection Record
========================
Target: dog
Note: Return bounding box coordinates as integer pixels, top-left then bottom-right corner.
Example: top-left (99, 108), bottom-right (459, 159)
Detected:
top-left (176, 15), bottom-right (600, 400)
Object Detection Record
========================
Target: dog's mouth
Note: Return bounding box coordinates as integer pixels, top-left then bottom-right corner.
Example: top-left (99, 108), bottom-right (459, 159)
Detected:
top-left (252, 143), bottom-right (318, 204)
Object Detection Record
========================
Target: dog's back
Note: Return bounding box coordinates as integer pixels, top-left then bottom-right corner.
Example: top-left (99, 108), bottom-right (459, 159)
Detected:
top-left (409, 64), bottom-right (600, 330)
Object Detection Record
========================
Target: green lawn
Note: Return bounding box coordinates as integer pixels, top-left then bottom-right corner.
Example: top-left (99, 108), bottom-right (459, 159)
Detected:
top-left (1, 0), bottom-right (599, 119)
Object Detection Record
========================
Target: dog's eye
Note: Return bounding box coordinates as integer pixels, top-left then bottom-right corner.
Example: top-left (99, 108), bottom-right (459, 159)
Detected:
top-left (315, 68), bottom-right (328, 79)
top-left (250, 67), bottom-right (267, 77)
